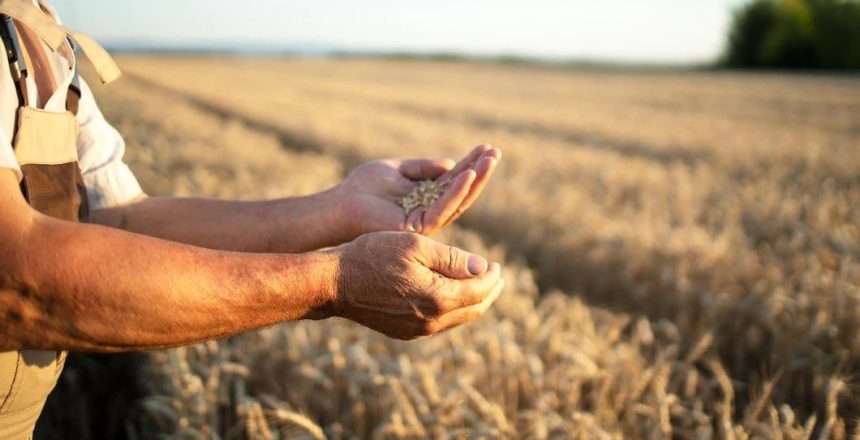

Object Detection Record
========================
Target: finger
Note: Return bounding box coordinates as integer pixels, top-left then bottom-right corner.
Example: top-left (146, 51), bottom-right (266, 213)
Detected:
top-left (471, 147), bottom-right (501, 164)
top-left (442, 152), bottom-right (500, 228)
top-left (399, 158), bottom-right (456, 181)
top-left (430, 278), bottom-right (505, 334)
top-left (405, 205), bottom-right (423, 233)
top-left (436, 262), bottom-right (501, 310)
top-left (391, 175), bottom-right (419, 196)
top-left (416, 239), bottom-right (490, 280)
top-left (421, 169), bottom-right (475, 234)
top-left (453, 261), bottom-right (501, 299)
top-left (356, 312), bottom-right (431, 341)
top-left (437, 144), bottom-right (492, 182)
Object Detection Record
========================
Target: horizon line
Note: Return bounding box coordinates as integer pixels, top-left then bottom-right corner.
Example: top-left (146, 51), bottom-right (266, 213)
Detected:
top-left (101, 40), bottom-right (717, 69)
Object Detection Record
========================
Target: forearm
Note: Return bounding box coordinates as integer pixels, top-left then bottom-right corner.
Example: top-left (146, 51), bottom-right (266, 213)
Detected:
top-left (0, 214), bottom-right (337, 352)
top-left (90, 187), bottom-right (352, 253)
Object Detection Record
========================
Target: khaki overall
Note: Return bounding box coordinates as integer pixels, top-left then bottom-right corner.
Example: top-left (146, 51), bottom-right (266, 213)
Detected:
top-left (0, 1), bottom-right (120, 438)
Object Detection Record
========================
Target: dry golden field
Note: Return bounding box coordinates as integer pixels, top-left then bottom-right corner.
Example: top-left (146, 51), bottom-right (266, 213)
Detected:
top-left (41, 57), bottom-right (860, 439)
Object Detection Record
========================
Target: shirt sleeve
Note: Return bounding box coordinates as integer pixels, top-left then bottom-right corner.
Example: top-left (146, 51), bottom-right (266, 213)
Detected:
top-left (0, 129), bottom-right (22, 181)
top-left (0, 29), bottom-right (22, 182)
top-left (75, 76), bottom-right (145, 210)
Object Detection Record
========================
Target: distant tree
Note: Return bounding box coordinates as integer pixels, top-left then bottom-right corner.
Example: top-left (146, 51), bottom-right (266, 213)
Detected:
top-left (725, 0), bottom-right (777, 67)
top-left (811, 0), bottom-right (860, 68)
top-left (762, 0), bottom-right (817, 67)
top-left (723, 0), bottom-right (860, 69)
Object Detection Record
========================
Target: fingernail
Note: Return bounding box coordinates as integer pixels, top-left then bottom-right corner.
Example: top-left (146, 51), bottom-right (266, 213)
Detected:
top-left (467, 255), bottom-right (488, 276)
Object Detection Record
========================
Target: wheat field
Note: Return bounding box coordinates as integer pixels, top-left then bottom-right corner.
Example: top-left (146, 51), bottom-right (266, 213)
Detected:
top-left (39, 57), bottom-right (860, 439)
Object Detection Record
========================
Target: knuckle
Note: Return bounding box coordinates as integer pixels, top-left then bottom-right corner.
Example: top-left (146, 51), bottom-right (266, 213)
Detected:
top-left (356, 232), bottom-right (381, 250)
top-left (353, 233), bottom-right (371, 246)
top-left (400, 232), bottom-right (423, 251)
top-left (446, 246), bottom-right (458, 269)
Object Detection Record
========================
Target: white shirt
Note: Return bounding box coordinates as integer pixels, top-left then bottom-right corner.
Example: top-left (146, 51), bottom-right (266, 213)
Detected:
top-left (0, 0), bottom-right (143, 209)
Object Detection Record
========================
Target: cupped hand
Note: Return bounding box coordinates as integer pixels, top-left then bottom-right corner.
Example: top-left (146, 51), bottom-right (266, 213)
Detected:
top-left (328, 232), bottom-right (504, 340)
top-left (338, 144), bottom-right (501, 238)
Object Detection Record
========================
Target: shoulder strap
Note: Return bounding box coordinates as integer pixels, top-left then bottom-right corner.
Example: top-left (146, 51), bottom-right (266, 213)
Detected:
top-left (0, 0), bottom-right (64, 49)
top-left (0, 13), bottom-right (29, 145)
top-left (1, 16), bottom-right (80, 129)
top-left (0, 13), bottom-right (28, 108)
top-left (0, 0), bottom-right (121, 84)
top-left (0, 16), bottom-right (78, 114)
top-left (65, 31), bottom-right (120, 84)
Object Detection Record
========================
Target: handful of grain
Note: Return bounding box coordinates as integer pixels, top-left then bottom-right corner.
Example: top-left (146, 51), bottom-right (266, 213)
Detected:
top-left (398, 178), bottom-right (452, 214)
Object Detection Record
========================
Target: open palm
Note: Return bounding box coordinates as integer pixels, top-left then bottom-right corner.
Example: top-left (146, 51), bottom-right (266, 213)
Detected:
top-left (339, 145), bottom-right (501, 237)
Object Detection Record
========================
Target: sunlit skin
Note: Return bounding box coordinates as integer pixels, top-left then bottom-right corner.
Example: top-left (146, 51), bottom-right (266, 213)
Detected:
top-left (338, 144), bottom-right (502, 236)
top-left (0, 145), bottom-right (503, 351)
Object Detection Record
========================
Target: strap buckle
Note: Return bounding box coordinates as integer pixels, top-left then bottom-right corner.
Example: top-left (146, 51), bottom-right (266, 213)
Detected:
top-left (0, 14), bottom-right (26, 105)
top-left (0, 14), bottom-right (25, 81)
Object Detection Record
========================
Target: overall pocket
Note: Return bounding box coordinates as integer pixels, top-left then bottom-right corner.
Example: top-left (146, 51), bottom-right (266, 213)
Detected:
top-left (14, 106), bottom-right (83, 220)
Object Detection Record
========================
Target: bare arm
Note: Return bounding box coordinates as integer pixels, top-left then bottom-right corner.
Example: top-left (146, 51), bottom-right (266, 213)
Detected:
top-left (0, 170), bottom-right (335, 352)
top-left (89, 146), bottom-right (502, 253)
top-left (90, 188), bottom-right (350, 253)
top-left (0, 169), bottom-right (503, 352)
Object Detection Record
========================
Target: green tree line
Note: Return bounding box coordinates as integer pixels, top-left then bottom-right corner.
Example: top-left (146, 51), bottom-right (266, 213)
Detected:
top-left (723, 0), bottom-right (860, 69)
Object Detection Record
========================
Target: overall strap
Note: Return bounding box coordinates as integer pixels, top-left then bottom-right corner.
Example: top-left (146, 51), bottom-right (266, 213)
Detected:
top-left (0, 0), bottom-right (63, 49)
top-left (15, 14), bottom-right (57, 106)
top-left (0, 13), bottom-right (28, 146)
top-left (66, 30), bottom-right (120, 84)
top-left (0, 14), bottom-right (27, 107)
top-left (0, 0), bottom-right (121, 84)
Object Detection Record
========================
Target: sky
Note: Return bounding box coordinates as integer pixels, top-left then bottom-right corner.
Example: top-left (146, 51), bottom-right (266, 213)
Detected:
top-left (50, 0), bottom-right (747, 64)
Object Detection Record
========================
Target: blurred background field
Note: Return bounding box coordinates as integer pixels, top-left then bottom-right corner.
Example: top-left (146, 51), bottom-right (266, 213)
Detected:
top-left (33, 0), bottom-right (860, 438)
top-left (33, 56), bottom-right (857, 439)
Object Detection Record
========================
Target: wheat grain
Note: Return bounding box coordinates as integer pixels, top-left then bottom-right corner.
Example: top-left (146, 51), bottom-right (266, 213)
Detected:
top-left (397, 178), bottom-right (452, 214)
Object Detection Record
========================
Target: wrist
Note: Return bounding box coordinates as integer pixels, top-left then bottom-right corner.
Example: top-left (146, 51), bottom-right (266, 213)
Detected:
top-left (314, 184), bottom-right (366, 246)
top-left (327, 183), bottom-right (367, 242)
top-left (264, 186), bottom-right (352, 252)
top-left (278, 250), bottom-right (340, 320)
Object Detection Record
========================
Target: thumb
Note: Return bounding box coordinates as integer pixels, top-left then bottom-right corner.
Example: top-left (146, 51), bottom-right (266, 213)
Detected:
top-left (418, 240), bottom-right (488, 279)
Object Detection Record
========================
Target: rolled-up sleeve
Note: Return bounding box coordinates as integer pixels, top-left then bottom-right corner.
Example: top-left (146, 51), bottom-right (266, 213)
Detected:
top-left (75, 77), bottom-right (144, 209)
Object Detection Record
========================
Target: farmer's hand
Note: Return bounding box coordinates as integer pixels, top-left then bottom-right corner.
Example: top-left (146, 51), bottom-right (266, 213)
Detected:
top-left (326, 232), bottom-right (504, 340)
top-left (337, 144), bottom-right (501, 237)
